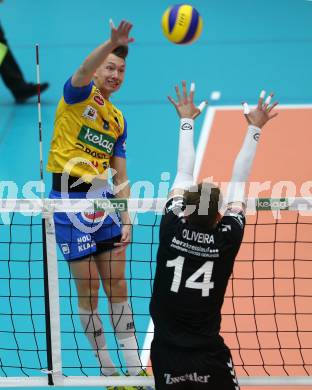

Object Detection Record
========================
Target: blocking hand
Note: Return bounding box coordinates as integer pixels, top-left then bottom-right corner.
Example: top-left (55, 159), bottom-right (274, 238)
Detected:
top-left (168, 80), bottom-right (207, 120)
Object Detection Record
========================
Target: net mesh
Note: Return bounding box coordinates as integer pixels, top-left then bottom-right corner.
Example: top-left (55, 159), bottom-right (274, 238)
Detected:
top-left (0, 199), bottom-right (312, 385)
top-left (0, 212), bottom-right (47, 378)
top-left (57, 209), bottom-right (159, 376)
top-left (223, 210), bottom-right (312, 377)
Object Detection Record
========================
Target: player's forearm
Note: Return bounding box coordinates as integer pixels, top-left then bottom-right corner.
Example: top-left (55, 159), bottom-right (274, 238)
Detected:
top-left (114, 179), bottom-right (130, 199)
top-left (171, 118), bottom-right (195, 190)
top-left (73, 40), bottom-right (117, 86)
top-left (226, 125), bottom-right (261, 203)
top-left (120, 209), bottom-right (131, 225)
top-left (114, 180), bottom-right (131, 224)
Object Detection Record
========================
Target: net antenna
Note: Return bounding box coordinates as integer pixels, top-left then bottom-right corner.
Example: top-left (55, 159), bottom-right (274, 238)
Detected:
top-left (35, 44), bottom-right (62, 386)
top-left (36, 44), bottom-right (44, 199)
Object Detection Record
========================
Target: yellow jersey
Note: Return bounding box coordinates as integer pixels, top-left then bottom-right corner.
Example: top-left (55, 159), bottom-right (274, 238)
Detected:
top-left (46, 78), bottom-right (126, 181)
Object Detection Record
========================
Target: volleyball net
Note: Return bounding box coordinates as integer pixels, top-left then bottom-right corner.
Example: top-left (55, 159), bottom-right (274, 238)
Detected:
top-left (0, 197), bottom-right (312, 387)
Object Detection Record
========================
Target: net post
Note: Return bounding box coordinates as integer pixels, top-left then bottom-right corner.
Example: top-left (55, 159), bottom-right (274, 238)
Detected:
top-left (41, 202), bottom-right (63, 385)
top-left (42, 218), bottom-right (53, 385)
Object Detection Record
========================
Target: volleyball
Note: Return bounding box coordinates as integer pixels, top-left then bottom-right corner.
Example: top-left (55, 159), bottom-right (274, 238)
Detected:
top-left (161, 4), bottom-right (203, 44)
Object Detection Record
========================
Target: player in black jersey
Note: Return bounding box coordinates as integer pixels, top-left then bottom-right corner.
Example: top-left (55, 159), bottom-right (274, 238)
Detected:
top-left (150, 81), bottom-right (279, 390)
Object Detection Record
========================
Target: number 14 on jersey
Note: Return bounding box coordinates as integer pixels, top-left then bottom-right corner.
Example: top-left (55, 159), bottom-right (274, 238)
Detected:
top-left (166, 256), bottom-right (215, 297)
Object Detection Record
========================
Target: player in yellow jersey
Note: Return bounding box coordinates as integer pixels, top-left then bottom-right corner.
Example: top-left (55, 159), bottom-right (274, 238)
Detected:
top-left (47, 20), bottom-right (149, 390)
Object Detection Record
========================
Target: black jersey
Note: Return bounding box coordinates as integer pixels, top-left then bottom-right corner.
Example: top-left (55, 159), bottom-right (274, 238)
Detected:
top-left (150, 196), bottom-right (245, 349)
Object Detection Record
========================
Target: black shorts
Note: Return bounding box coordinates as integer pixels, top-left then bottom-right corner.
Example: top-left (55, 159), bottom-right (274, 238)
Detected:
top-left (71, 235), bottom-right (122, 262)
top-left (95, 234), bottom-right (122, 256)
top-left (151, 340), bottom-right (240, 390)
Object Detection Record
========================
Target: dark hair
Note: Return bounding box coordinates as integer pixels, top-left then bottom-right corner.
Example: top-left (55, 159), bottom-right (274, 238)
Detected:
top-left (184, 182), bottom-right (221, 230)
top-left (112, 45), bottom-right (128, 60)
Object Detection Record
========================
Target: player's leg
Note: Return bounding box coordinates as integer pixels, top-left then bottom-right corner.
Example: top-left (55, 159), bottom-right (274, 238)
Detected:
top-left (94, 246), bottom-right (143, 376)
top-left (94, 238), bottom-right (126, 303)
top-left (69, 257), bottom-right (99, 310)
top-left (0, 23), bottom-right (49, 101)
top-left (0, 24), bottom-right (26, 92)
top-left (69, 258), bottom-right (117, 376)
top-left (54, 216), bottom-right (118, 376)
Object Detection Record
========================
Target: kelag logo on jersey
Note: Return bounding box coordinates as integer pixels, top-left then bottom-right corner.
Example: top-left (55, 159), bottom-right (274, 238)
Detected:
top-left (78, 125), bottom-right (115, 155)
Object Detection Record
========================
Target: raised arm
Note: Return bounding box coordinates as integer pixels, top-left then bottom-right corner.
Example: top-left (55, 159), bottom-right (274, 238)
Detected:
top-left (71, 20), bottom-right (134, 87)
top-left (168, 80), bottom-right (207, 198)
top-left (226, 91), bottom-right (279, 210)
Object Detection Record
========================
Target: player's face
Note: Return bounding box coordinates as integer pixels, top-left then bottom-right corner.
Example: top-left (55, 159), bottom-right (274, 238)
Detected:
top-left (94, 54), bottom-right (126, 98)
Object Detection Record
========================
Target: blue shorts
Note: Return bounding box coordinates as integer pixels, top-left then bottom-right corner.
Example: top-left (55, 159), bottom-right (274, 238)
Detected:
top-left (50, 190), bottom-right (122, 261)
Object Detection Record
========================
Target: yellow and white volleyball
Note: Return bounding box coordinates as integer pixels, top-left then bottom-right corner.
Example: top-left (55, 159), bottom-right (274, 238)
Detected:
top-left (161, 4), bottom-right (203, 44)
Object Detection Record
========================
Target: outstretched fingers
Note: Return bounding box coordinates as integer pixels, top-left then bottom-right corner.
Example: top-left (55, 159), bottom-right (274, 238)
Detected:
top-left (168, 95), bottom-right (178, 109)
top-left (182, 80), bottom-right (188, 102)
top-left (242, 90), bottom-right (279, 128)
top-left (189, 82), bottom-right (195, 102)
top-left (197, 100), bottom-right (208, 113)
top-left (263, 92), bottom-right (274, 110)
top-left (170, 81), bottom-right (208, 119)
top-left (117, 20), bottom-right (125, 31)
top-left (258, 90), bottom-right (266, 109)
top-left (267, 100), bottom-right (279, 112)
top-left (122, 21), bottom-right (133, 34)
top-left (242, 102), bottom-right (251, 124)
top-left (263, 93), bottom-right (279, 120)
top-left (176, 81), bottom-right (195, 103)
top-left (242, 102), bottom-right (250, 115)
top-left (112, 19), bottom-right (134, 44)
top-left (122, 21), bottom-right (134, 41)
top-left (109, 18), bottom-right (116, 29)
top-left (175, 85), bottom-right (182, 102)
